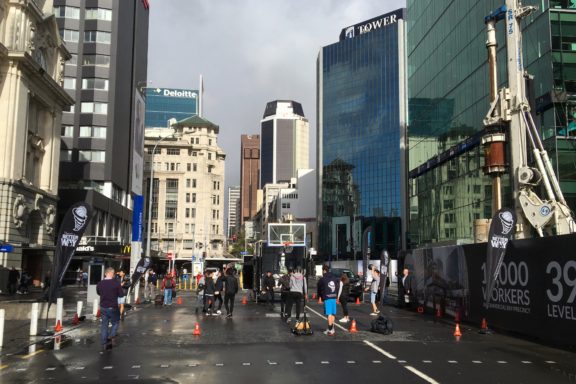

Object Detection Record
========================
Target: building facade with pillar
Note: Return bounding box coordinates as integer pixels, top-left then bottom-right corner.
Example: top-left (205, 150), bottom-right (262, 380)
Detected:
top-left (144, 116), bottom-right (226, 268)
top-left (0, 0), bottom-right (75, 290)
top-left (240, 134), bottom-right (259, 225)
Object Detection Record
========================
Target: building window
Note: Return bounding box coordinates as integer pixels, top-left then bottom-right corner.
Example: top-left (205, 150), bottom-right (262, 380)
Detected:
top-left (191, 208), bottom-right (196, 218)
top-left (192, 193), bottom-right (196, 203)
top-left (282, 203), bottom-right (291, 209)
top-left (61, 125), bottom-right (74, 137)
top-left (192, 179), bottom-right (197, 188)
top-left (208, 153), bottom-right (212, 160)
top-left (165, 207), bottom-right (177, 219)
top-left (60, 29), bottom-right (79, 42)
top-left (85, 8), bottom-right (112, 21)
top-left (208, 139), bottom-right (212, 146)
top-left (185, 208), bottom-right (190, 218)
top-left (186, 193), bottom-right (191, 203)
top-left (193, 163), bottom-right (197, 171)
top-left (186, 179), bottom-right (191, 188)
top-left (84, 31), bottom-right (111, 44)
top-left (67, 54), bottom-right (78, 65)
top-left (82, 78), bottom-right (109, 90)
top-left (167, 148), bottom-right (180, 155)
top-left (54, 6), bottom-right (80, 19)
top-left (63, 77), bottom-right (76, 89)
top-left (147, 147), bottom-right (161, 155)
top-left (83, 55), bottom-right (110, 67)
top-left (183, 240), bottom-right (195, 249)
top-left (195, 138), bottom-right (200, 144)
top-left (166, 179), bottom-right (179, 190)
top-left (192, 151), bottom-right (197, 156)
top-left (81, 102), bottom-right (108, 114)
top-left (60, 150), bottom-right (73, 161)
top-left (78, 150), bottom-right (105, 162)
top-left (79, 126), bottom-right (107, 138)
top-left (187, 163), bottom-right (191, 171)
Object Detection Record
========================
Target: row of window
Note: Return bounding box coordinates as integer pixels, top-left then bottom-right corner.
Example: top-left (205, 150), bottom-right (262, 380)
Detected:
top-left (60, 150), bottom-right (105, 162)
top-left (60, 29), bottom-right (111, 44)
top-left (54, 6), bottom-right (112, 21)
top-left (63, 78), bottom-right (109, 91)
top-left (65, 54), bottom-right (110, 67)
top-left (150, 223), bottom-right (221, 237)
top-left (62, 125), bottom-right (106, 139)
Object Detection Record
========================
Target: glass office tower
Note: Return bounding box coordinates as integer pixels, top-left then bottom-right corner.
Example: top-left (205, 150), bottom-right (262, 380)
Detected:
top-left (407, 0), bottom-right (576, 247)
top-left (144, 87), bottom-right (198, 128)
top-left (317, 9), bottom-right (407, 260)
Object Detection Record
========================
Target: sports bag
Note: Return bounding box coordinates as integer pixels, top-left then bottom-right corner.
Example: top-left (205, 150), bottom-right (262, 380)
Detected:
top-left (370, 315), bottom-right (393, 335)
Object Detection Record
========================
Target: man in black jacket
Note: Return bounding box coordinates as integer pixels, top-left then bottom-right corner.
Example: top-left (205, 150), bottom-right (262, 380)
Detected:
top-left (317, 264), bottom-right (339, 336)
top-left (214, 269), bottom-right (225, 315)
top-left (204, 271), bottom-right (216, 315)
top-left (223, 268), bottom-right (239, 318)
top-left (263, 271), bottom-right (275, 309)
top-left (399, 267), bottom-right (415, 309)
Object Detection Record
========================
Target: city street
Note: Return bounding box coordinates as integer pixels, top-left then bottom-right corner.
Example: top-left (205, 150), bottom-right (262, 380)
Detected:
top-left (1, 290), bottom-right (575, 384)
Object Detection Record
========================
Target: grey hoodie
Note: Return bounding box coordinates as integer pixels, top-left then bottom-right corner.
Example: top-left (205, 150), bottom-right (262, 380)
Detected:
top-left (290, 272), bottom-right (307, 294)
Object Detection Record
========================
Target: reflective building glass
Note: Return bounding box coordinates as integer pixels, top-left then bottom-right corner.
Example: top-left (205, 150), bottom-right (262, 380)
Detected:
top-left (145, 87), bottom-right (198, 128)
top-left (317, 9), bottom-right (407, 260)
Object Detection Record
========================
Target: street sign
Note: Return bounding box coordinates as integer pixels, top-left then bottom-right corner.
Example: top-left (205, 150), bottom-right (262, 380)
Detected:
top-left (240, 251), bottom-right (248, 255)
top-left (192, 256), bottom-right (196, 261)
top-left (0, 244), bottom-right (13, 253)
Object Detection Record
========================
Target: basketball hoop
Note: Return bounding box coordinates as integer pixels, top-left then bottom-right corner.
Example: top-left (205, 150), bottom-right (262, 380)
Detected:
top-left (283, 242), bottom-right (294, 254)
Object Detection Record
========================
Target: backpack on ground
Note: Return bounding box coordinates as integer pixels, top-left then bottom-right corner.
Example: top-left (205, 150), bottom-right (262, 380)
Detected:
top-left (292, 319), bottom-right (313, 336)
top-left (370, 315), bottom-right (393, 335)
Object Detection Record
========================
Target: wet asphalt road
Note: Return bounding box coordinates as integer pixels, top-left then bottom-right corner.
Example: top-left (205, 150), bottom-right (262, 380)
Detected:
top-left (1, 290), bottom-right (575, 384)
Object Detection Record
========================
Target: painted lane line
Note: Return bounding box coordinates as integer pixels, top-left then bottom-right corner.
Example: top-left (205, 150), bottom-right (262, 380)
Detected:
top-left (306, 306), bottom-right (349, 332)
top-left (215, 363), bottom-right (224, 367)
top-left (398, 360), bottom-right (407, 364)
top-left (405, 366), bottom-right (441, 384)
top-left (187, 363), bottom-right (198, 367)
top-left (103, 366), bottom-right (113, 370)
top-left (363, 341), bottom-right (440, 384)
top-left (497, 361), bottom-right (507, 364)
top-left (242, 363), bottom-right (251, 366)
top-left (545, 361), bottom-right (557, 364)
top-left (372, 360), bottom-right (382, 364)
top-left (321, 361), bottom-right (330, 365)
top-left (363, 340), bottom-right (397, 359)
top-left (16, 368), bottom-right (27, 372)
top-left (521, 361), bottom-right (532, 364)
top-left (347, 361), bottom-right (356, 364)
top-left (128, 375), bottom-right (140, 380)
top-left (46, 367), bottom-right (56, 371)
top-left (21, 350), bottom-right (44, 359)
top-left (160, 364), bottom-right (169, 368)
top-left (75, 366), bottom-right (86, 370)
top-left (267, 360), bottom-right (277, 365)
top-left (472, 361), bottom-right (482, 364)
top-left (295, 362), bottom-right (303, 365)
top-left (132, 365), bottom-right (141, 369)
top-left (448, 360), bottom-right (458, 364)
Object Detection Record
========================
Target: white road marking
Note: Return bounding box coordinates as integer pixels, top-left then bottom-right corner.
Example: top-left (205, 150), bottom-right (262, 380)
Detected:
top-left (242, 362), bottom-right (251, 366)
top-left (103, 366), bottom-right (113, 370)
top-left (321, 361), bottom-right (330, 364)
top-left (16, 368), bottom-right (27, 372)
top-left (295, 361), bottom-right (303, 365)
top-left (398, 360), bottom-right (407, 364)
top-left (131, 365), bottom-right (141, 369)
top-left (267, 360), bottom-right (277, 365)
top-left (187, 363), bottom-right (198, 367)
top-left (347, 361), bottom-right (356, 364)
top-left (215, 363), bottom-right (224, 367)
top-left (46, 367), bottom-right (56, 371)
top-left (305, 306), bottom-right (349, 332)
top-left (160, 364), bottom-right (169, 368)
top-left (497, 361), bottom-right (507, 364)
top-left (372, 360), bottom-right (382, 364)
top-left (545, 361), bottom-right (557, 364)
top-left (472, 361), bottom-right (482, 364)
top-left (448, 360), bottom-right (458, 364)
top-left (423, 360), bottom-right (432, 363)
top-left (363, 340), bottom-right (440, 384)
top-left (75, 366), bottom-right (86, 370)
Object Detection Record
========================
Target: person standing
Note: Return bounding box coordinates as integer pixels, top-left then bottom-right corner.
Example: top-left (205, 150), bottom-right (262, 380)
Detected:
top-left (214, 269), bottom-right (224, 315)
top-left (399, 268), bottom-right (415, 308)
top-left (8, 267), bottom-right (19, 295)
top-left (146, 269), bottom-right (157, 301)
top-left (82, 270), bottom-right (88, 288)
top-left (278, 271), bottom-right (291, 319)
top-left (365, 269), bottom-right (381, 315)
top-left (195, 272), bottom-right (206, 314)
top-left (117, 270), bottom-right (131, 318)
top-left (223, 268), bottom-right (239, 318)
top-left (204, 270), bottom-right (216, 315)
top-left (263, 271), bottom-right (275, 309)
top-left (286, 268), bottom-right (307, 323)
top-left (162, 273), bottom-right (175, 305)
top-left (338, 273), bottom-right (351, 323)
top-left (317, 265), bottom-right (339, 336)
top-left (96, 267), bottom-right (124, 353)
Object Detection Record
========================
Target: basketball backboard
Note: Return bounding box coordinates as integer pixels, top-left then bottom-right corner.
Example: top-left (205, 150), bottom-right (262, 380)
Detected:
top-left (267, 223), bottom-right (306, 247)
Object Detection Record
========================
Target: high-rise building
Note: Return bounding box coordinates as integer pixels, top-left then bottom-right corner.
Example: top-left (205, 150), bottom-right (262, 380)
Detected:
top-left (260, 101), bottom-right (309, 187)
top-left (317, 9), bottom-right (407, 260)
top-left (55, 0), bottom-right (149, 260)
top-left (227, 186), bottom-right (240, 239)
top-left (240, 134), bottom-right (260, 225)
top-left (145, 87), bottom-right (199, 128)
top-left (407, 0), bottom-right (576, 247)
top-left (0, 1), bottom-right (74, 289)
top-left (144, 116), bottom-right (226, 263)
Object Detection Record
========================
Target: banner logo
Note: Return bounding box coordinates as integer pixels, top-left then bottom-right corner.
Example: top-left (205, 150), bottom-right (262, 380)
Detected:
top-left (499, 211), bottom-right (514, 235)
top-left (72, 206), bottom-right (88, 231)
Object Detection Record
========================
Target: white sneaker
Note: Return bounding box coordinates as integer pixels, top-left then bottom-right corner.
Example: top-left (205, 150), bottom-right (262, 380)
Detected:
top-left (216, 310), bottom-right (222, 315)
top-left (370, 312), bottom-right (379, 316)
top-left (338, 318), bottom-right (349, 323)
top-left (323, 329), bottom-right (335, 336)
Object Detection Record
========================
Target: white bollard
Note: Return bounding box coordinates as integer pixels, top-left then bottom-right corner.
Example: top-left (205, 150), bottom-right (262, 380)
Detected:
top-left (134, 283), bottom-right (140, 303)
top-left (30, 302), bottom-right (39, 336)
top-left (77, 301), bottom-right (83, 317)
top-left (0, 309), bottom-right (5, 348)
top-left (56, 298), bottom-right (63, 326)
top-left (93, 298), bottom-right (99, 319)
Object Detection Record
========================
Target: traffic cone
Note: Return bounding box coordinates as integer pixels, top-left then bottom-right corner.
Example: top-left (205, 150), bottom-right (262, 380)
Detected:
top-left (242, 296), bottom-right (247, 305)
top-left (54, 320), bottom-right (62, 333)
top-left (349, 319), bottom-right (358, 333)
top-left (479, 318), bottom-right (489, 334)
top-left (72, 313), bottom-right (79, 325)
top-left (454, 323), bottom-right (462, 337)
top-left (193, 322), bottom-right (201, 336)
top-left (177, 296), bottom-right (182, 305)
top-left (355, 297), bottom-right (361, 305)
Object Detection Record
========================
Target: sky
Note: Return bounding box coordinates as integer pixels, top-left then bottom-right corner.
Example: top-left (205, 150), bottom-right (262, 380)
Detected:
top-left (148, 0), bottom-right (404, 189)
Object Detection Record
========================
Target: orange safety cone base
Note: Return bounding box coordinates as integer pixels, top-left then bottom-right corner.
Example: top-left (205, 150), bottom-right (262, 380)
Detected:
top-left (72, 313), bottom-right (79, 325)
top-left (355, 297), bottom-right (361, 305)
top-left (54, 320), bottom-right (63, 332)
top-left (193, 322), bottom-right (201, 336)
top-left (177, 296), bottom-right (182, 305)
top-left (454, 323), bottom-right (462, 337)
top-left (242, 296), bottom-right (247, 305)
top-left (349, 319), bottom-right (358, 333)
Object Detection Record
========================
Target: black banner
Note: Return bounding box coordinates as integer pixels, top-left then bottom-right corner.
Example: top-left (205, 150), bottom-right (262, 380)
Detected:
top-left (404, 234), bottom-right (576, 347)
top-left (48, 202), bottom-right (92, 303)
top-left (485, 208), bottom-right (516, 306)
top-left (129, 257), bottom-right (151, 289)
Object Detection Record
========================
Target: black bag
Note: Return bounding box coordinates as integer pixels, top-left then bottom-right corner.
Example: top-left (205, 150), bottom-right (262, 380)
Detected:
top-left (154, 294), bottom-right (163, 306)
top-left (370, 315), bottom-right (393, 335)
top-left (172, 289), bottom-right (177, 298)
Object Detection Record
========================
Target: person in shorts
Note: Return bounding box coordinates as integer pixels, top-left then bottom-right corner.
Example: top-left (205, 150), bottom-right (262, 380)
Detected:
top-left (365, 268), bottom-right (381, 315)
top-left (317, 264), bottom-right (339, 336)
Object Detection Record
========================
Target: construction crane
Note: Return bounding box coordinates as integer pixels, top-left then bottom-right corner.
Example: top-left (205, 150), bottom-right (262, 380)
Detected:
top-left (483, 0), bottom-right (576, 238)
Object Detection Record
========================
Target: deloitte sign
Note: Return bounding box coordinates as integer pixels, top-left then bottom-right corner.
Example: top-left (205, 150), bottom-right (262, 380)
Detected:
top-left (152, 88), bottom-right (197, 99)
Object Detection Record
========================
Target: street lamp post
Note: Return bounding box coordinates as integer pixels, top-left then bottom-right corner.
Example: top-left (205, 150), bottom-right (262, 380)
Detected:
top-left (145, 132), bottom-right (177, 259)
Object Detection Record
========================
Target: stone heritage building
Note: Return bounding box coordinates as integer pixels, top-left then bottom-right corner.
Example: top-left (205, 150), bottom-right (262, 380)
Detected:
top-left (0, 0), bottom-right (74, 290)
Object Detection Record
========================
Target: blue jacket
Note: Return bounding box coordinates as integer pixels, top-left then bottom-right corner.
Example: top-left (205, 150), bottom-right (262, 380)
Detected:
top-left (317, 272), bottom-right (339, 300)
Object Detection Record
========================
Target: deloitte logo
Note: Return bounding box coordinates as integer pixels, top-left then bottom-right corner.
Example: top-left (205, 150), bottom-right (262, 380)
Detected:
top-left (154, 88), bottom-right (197, 98)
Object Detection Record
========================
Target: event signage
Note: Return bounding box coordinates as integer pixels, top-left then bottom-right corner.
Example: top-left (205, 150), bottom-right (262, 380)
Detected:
top-left (152, 88), bottom-right (197, 98)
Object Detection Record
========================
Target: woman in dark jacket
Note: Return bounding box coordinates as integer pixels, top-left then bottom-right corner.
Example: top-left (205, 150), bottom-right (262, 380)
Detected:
top-left (337, 273), bottom-right (351, 323)
top-left (204, 271), bottom-right (216, 315)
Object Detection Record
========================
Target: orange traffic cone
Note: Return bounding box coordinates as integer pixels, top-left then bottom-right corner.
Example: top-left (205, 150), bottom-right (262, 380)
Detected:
top-left (355, 297), bottom-right (361, 305)
top-left (54, 320), bottom-right (62, 332)
top-left (242, 295), bottom-right (247, 305)
top-left (193, 322), bottom-right (201, 336)
top-left (318, 297), bottom-right (323, 304)
top-left (72, 313), bottom-right (79, 325)
top-left (177, 296), bottom-right (182, 305)
top-left (479, 318), bottom-right (489, 334)
top-left (96, 309), bottom-right (101, 318)
top-left (454, 323), bottom-right (462, 337)
top-left (349, 319), bottom-right (358, 333)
